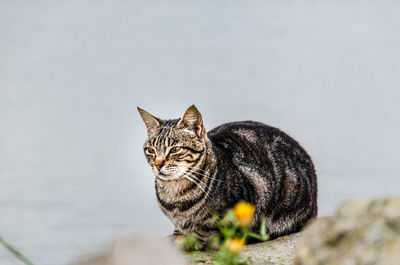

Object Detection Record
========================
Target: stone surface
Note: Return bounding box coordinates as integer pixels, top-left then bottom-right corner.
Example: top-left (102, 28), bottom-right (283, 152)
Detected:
top-left (241, 233), bottom-right (300, 265)
top-left (186, 233), bottom-right (301, 265)
top-left (295, 197), bottom-right (400, 265)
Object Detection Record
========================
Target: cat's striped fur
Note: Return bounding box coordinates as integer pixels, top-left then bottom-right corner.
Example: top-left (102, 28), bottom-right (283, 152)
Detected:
top-left (138, 105), bottom-right (317, 245)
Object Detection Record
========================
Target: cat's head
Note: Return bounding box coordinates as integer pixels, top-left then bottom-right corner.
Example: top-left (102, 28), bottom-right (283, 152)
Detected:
top-left (138, 105), bottom-right (209, 181)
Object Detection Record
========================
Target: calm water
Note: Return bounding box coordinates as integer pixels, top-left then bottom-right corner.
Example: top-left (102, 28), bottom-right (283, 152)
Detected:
top-left (1, 1), bottom-right (399, 264)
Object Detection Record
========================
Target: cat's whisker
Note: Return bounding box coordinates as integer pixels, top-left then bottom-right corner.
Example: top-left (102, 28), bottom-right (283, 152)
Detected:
top-left (184, 166), bottom-right (209, 175)
top-left (188, 172), bottom-right (214, 201)
top-left (175, 168), bottom-right (209, 192)
top-left (187, 170), bottom-right (221, 181)
top-left (175, 167), bottom-right (206, 181)
top-left (184, 167), bottom-right (225, 182)
top-left (175, 168), bottom-right (213, 201)
top-left (182, 175), bottom-right (206, 193)
top-left (186, 172), bottom-right (208, 189)
top-left (183, 172), bottom-right (213, 201)
top-left (175, 168), bottom-right (205, 185)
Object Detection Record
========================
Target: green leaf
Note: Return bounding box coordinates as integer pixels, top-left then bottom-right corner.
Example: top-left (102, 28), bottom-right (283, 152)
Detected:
top-left (259, 218), bottom-right (269, 241)
top-left (0, 235), bottom-right (36, 265)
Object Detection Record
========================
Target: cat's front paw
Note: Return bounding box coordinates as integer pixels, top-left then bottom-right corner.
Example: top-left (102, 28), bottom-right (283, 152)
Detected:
top-left (168, 234), bottom-right (186, 248)
top-left (168, 233), bottom-right (206, 251)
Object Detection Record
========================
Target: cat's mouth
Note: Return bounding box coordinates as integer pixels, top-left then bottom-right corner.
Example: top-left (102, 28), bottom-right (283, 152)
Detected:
top-left (154, 167), bottom-right (187, 181)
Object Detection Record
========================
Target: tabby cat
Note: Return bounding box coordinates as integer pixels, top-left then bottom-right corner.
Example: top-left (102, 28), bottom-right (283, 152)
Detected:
top-left (138, 105), bottom-right (317, 245)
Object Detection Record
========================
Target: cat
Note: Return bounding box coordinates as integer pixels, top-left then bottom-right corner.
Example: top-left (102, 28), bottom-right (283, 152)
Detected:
top-left (138, 105), bottom-right (317, 245)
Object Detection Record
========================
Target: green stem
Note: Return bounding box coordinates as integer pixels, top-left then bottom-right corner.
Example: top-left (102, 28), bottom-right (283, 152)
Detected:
top-left (0, 235), bottom-right (36, 265)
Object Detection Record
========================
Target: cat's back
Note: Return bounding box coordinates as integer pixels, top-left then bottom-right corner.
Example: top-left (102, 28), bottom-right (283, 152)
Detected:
top-left (208, 120), bottom-right (313, 171)
top-left (208, 120), bottom-right (299, 150)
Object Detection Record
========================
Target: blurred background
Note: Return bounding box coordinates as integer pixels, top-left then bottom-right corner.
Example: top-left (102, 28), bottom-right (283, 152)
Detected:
top-left (1, 0), bottom-right (399, 264)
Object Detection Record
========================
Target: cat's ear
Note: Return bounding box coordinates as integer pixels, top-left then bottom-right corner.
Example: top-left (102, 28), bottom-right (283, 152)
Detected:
top-left (177, 105), bottom-right (207, 138)
top-left (137, 107), bottom-right (162, 133)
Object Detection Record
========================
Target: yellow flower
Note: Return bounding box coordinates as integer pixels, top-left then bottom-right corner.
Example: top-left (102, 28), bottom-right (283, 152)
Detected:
top-left (226, 238), bottom-right (244, 253)
top-left (234, 201), bottom-right (255, 226)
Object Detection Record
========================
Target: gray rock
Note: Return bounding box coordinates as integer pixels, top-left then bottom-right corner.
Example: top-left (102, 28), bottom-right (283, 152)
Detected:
top-left (295, 197), bottom-right (400, 265)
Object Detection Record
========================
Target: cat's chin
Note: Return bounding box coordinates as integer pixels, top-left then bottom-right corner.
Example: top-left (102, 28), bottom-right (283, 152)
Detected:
top-left (155, 174), bottom-right (180, 181)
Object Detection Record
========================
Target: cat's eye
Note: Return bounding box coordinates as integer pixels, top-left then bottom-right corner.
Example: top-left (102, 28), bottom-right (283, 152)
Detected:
top-left (170, 147), bottom-right (182, 154)
top-left (145, 148), bottom-right (156, 155)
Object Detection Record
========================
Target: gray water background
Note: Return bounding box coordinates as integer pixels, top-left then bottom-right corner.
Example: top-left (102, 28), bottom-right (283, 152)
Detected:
top-left (1, 1), bottom-right (399, 264)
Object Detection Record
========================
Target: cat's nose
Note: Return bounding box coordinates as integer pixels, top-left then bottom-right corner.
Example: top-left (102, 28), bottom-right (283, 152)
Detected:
top-left (155, 159), bottom-right (165, 171)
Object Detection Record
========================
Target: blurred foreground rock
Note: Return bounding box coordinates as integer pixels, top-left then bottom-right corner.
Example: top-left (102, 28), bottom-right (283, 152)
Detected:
top-left (71, 232), bottom-right (301, 265)
top-left (71, 197), bottom-right (400, 265)
top-left (71, 234), bottom-right (186, 265)
top-left (296, 197), bottom-right (400, 265)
